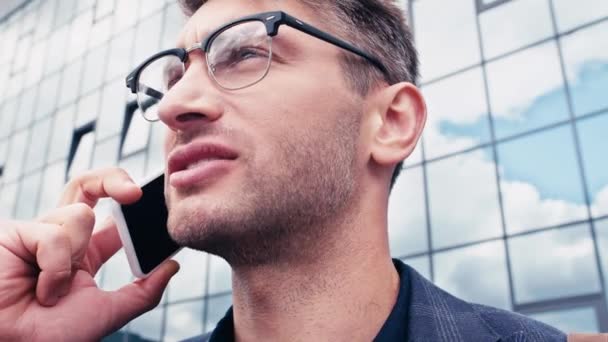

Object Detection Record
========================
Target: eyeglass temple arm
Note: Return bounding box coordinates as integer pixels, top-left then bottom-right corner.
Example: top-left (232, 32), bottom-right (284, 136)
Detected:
top-left (281, 13), bottom-right (388, 75)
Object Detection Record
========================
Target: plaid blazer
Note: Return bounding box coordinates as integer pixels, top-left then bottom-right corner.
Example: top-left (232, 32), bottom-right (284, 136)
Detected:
top-left (187, 261), bottom-right (566, 342)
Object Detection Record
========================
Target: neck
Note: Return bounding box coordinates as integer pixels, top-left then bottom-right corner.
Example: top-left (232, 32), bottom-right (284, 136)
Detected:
top-left (229, 196), bottom-right (399, 342)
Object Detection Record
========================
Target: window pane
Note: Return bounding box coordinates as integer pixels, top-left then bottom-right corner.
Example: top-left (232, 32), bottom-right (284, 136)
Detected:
top-left (553, 0), bottom-right (608, 33)
top-left (15, 86), bottom-right (37, 130)
top-left (402, 255), bottom-right (430, 280)
top-left (434, 241), bottom-right (511, 310)
top-left (48, 105), bottom-right (76, 163)
top-left (388, 166), bottom-right (428, 257)
top-left (561, 21), bottom-right (608, 117)
top-left (118, 152), bottom-right (146, 181)
top-left (427, 148), bottom-right (503, 249)
top-left (498, 126), bottom-right (587, 234)
top-left (112, 0), bottom-right (140, 35)
top-left (98, 80), bottom-right (128, 140)
top-left (91, 137), bottom-right (120, 169)
top-left (58, 59), bottom-right (84, 107)
top-left (37, 161), bottom-right (67, 215)
top-left (0, 182), bottom-right (18, 218)
top-left (15, 172), bottom-right (42, 219)
top-left (105, 28), bottom-right (135, 82)
top-left (36, 73), bottom-right (61, 119)
top-left (0, 97), bottom-right (19, 138)
top-left (65, 10), bottom-right (93, 62)
top-left (205, 295), bottom-right (232, 334)
top-left (161, 3), bottom-right (186, 50)
top-left (100, 249), bottom-right (132, 291)
top-left (81, 44), bottom-right (109, 94)
top-left (165, 301), bottom-right (204, 342)
top-left (4, 129), bottom-right (30, 182)
top-left (76, 91), bottom-right (100, 128)
top-left (0, 139), bottom-right (7, 168)
top-left (488, 42), bottom-right (569, 139)
top-left (422, 67), bottom-right (491, 159)
top-left (208, 255), bottom-right (232, 295)
top-left (595, 219), bottom-right (608, 306)
top-left (128, 307), bottom-right (163, 341)
top-left (132, 12), bottom-right (163, 68)
top-left (168, 249), bottom-right (208, 303)
top-left (68, 131), bottom-right (95, 179)
top-left (24, 38), bottom-right (47, 88)
top-left (413, 0), bottom-right (481, 82)
top-left (24, 118), bottom-right (52, 173)
top-left (44, 24), bottom-right (68, 75)
top-left (122, 110), bottom-right (152, 156)
top-left (578, 113), bottom-right (608, 218)
top-left (509, 223), bottom-right (601, 304)
top-left (89, 16), bottom-right (112, 49)
top-left (480, 0), bottom-right (553, 59)
top-left (147, 123), bottom-right (168, 177)
top-left (528, 307), bottom-right (599, 334)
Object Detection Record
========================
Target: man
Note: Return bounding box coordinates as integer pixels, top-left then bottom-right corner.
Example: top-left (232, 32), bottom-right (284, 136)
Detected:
top-left (0, 0), bottom-right (566, 341)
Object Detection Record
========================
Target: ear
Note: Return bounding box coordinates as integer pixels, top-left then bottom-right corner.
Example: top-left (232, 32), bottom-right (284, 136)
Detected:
top-left (368, 82), bottom-right (426, 169)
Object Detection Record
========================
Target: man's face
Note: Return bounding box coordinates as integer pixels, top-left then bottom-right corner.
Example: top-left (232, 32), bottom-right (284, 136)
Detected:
top-left (158, 0), bottom-right (365, 262)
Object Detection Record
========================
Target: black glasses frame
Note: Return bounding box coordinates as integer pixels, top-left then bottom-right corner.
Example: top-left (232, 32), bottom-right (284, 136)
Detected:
top-left (126, 11), bottom-right (389, 95)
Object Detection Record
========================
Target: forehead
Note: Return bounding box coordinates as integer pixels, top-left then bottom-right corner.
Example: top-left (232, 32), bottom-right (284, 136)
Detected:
top-left (176, 0), bottom-right (315, 48)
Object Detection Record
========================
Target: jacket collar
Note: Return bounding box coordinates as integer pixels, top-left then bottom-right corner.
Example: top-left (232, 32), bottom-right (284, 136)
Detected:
top-left (398, 261), bottom-right (501, 342)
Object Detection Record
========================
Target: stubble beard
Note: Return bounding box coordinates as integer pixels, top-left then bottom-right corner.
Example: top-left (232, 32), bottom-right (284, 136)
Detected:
top-left (167, 106), bottom-right (361, 268)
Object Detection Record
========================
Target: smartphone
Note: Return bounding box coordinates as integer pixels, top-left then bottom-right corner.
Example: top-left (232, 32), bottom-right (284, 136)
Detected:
top-left (111, 171), bottom-right (181, 278)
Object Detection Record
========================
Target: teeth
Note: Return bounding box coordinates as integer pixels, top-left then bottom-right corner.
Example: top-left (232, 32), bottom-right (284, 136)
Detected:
top-left (186, 158), bottom-right (219, 170)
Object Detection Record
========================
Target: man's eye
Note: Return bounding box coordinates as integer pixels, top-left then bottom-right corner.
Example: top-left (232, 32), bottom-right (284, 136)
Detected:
top-left (231, 47), bottom-right (268, 62)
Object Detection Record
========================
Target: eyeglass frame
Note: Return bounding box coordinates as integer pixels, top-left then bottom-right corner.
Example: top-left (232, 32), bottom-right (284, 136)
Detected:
top-left (125, 10), bottom-right (389, 117)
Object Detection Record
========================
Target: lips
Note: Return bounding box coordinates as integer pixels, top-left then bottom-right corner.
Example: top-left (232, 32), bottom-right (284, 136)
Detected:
top-left (167, 141), bottom-right (239, 187)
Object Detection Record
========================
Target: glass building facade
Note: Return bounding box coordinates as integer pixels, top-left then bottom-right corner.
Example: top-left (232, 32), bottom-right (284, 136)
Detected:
top-left (0, 0), bottom-right (606, 339)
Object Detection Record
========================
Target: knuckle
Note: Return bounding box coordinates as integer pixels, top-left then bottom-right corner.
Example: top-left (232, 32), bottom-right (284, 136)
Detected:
top-left (45, 226), bottom-right (70, 249)
top-left (70, 203), bottom-right (96, 226)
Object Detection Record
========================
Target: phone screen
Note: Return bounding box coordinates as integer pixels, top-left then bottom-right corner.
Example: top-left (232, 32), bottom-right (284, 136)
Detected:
top-left (120, 174), bottom-right (180, 275)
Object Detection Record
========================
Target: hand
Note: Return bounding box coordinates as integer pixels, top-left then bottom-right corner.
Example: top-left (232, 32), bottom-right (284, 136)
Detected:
top-left (0, 168), bottom-right (180, 341)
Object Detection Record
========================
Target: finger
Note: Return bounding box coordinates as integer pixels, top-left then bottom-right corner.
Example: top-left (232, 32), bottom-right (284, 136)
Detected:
top-left (16, 222), bottom-right (73, 306)
top-left (106, 260), bottom-right (180, 330)
top-left (59, 168), bottom-right (142, 208)
top-left (85, 217), bottom-right (122, 275)
top-left (38, 203), bottom-right (96, 269)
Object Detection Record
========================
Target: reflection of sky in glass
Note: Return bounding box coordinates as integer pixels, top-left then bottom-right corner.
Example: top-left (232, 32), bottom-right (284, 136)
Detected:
top-left (529, 307), bottom-right (599, 333)
top-left (479, 0), bottom-right (553, 59)
top-left (509, 224), bottom-right (601, 304)
top-left (413, 0), bottom-right (480, 82)
top-left (422, 67), bottom-right (491, 159)
top-left (205, 295), bottom-right (232, 333)
top-left (128, 308), bottom-right (163, 341)
top-left (388, 166), bottom-right (427, 257)
top-left (0, 0), bottom-right (606, 338)
top-left (498, 125), bottom-right (587, 233)
top-left (433, 240), bottom-right (511, 310)
top-left (488, 42), bottom-right (569, 139)
top-left (561, 21), bottom-right (608, 116)
top-left (402, 255), bottom-right (430, 280)
top-left (578, 113), bottom-right (608, 218)
top-left (427, 148), bottom-right (502, 249)
top-left (168, 249), bottom-right (208, 303)
top-left (165, 301), bottom-right (204, 342)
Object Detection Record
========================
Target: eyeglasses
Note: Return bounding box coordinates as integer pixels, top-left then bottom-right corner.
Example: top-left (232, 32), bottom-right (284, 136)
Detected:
top-left (126, 11), bottom-right (388, 122)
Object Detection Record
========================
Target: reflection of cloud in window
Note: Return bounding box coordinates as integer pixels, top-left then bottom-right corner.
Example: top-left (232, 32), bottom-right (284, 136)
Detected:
top-left (165, 301), bottom-right (204, 342)
top-left (388, 166), bottom-right (427, 257)
top-left (509, 224), bottom-right (601, 304)
top-left (434, 241), bottom-right (511, 310)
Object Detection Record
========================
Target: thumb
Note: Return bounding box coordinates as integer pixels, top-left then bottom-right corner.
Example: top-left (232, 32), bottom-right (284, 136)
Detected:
top-left (107, 260), bottom-right (180, 331)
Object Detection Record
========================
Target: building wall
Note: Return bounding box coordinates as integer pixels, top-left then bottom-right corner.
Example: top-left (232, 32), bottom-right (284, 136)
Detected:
top-left (0, 0), bottom-right (606, 339)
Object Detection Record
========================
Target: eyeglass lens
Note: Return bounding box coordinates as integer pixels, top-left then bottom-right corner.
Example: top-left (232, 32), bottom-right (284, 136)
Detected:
top-left (136, 20), bottom-right (272, 121)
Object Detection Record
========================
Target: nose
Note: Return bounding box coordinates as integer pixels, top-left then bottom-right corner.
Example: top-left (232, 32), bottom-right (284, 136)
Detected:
top-left (157, 59), bottom-right (224, 131)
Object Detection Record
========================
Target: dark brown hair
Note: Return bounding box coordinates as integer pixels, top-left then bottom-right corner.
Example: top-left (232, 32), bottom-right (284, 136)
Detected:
top-left (178, 0), bottom-right (419, 188)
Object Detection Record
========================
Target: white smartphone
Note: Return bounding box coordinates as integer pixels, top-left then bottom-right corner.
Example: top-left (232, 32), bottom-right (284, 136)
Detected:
top-left (111, 171), bottom-right (182, 278)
